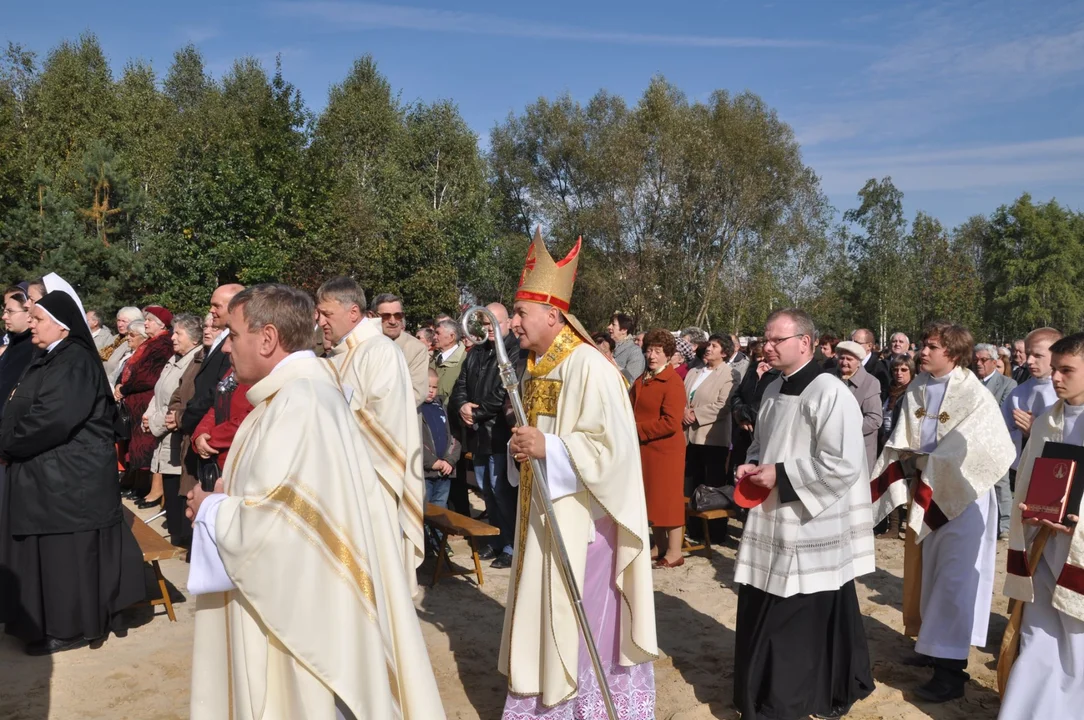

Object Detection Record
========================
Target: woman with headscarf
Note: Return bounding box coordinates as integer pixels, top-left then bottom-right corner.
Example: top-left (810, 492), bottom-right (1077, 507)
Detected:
top-left (116, 306), bottom-right (173, 507)
top-left (0, 291), bottom-right (145, 655)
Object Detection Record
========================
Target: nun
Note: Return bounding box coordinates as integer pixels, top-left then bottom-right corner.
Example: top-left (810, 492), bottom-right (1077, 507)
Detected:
top-left (0, 290), bottom-right (145, 655)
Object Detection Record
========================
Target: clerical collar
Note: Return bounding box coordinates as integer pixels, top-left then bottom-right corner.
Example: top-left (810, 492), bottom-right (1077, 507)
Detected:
top-left (779, 359), bottom-right (822, 396)
top-left (271, 350), bottom-right (316, 374)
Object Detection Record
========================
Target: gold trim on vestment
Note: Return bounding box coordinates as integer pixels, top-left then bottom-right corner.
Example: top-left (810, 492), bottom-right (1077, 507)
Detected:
top-left (250, 482), bottom-right (379, 613)
top-left (355, 406), bottom-right (408, 475)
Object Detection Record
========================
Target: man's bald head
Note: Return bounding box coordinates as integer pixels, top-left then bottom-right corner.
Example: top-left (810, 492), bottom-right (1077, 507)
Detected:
top-left (851, 328), bottom-right (874, 345)
top-left (485, 302), bottom-right (511, 340)
top-left (210, 283), bottom-right (246, 330)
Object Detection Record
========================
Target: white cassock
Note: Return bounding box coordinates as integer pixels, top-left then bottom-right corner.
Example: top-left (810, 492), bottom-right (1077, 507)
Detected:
top-left (499, 327), bottom-right (657, 718)
top-left (1001, 401), bottom-right (1084, 719)
top-left (188, 351), bottom-right (444, 720)
top-left (328, 318), bottom-right (425, 596)
top-left (872, 367), bottom-right (1016, 658)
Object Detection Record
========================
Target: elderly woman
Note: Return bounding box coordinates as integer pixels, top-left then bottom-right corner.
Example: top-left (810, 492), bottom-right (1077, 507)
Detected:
top-left (629, 328), bottom-right (687, 567)
top-left (683, 334), bottom-right (738, 493)
top-left (670, 337), bottom-right (696, 380)
top-left (143, 314), bottom-right (202, 543)
top-left (164, 313), bottom-right (213, 549)
top-left (103, 306), bottom-right (143, 384)
top-left (116, 306), bottom-right (174, 506)
top-left (1, 291), bottom-right (144, 655)
top-left (833, 340), bottom-right (883, 473)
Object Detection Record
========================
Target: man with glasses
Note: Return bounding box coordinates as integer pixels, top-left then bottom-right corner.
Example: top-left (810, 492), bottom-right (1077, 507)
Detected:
top-left (733, 308), bottom-right (875, 720)
top-left (371, 293), bottom-right (428, 407)
top-left (974, 343), bottom-right (1017, 537)
top-left (317, 277), bottom-right (425, 595)
top-left (851, 328), bottom-right (892, 399)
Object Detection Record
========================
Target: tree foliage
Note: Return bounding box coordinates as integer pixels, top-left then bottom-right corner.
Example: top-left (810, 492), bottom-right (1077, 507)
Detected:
top-left (0, 34), bottom-right (1081, 342)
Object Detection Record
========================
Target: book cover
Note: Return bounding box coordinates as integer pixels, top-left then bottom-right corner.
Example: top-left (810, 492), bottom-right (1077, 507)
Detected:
top-left (1039, 441), bottom-right (1084, 523)
top-left (1024, 457), bottom-right (1076, 523)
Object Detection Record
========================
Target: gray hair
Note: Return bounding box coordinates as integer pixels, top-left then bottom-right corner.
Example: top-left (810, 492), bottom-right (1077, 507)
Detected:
top-left (435, 318), bottom-right (461, 341)
top-left (766, 308), bottom-right (818, 344)
top-left (228, 284), bottom-right (316, 353)
top-left (172, 313), bottom-right (202, 345)
top-left (370, 292), bottom-right (403, 313)
top-left (891, 332), bottom-right (910, 343)
top-left (680, 326), bottom-right (707, 344)
top-left (315, 276), bottom-right (365, 312)
top-left (128, 320), bottom-right (148, 338)
top-left (973, 343), bottom-right (998, 358)
top-left (117, 306), bottom-right (142, 323)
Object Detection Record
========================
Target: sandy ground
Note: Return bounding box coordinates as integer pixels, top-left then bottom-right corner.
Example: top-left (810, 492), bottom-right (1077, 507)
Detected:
top-left (0, 505), bottom-right (1010, 720)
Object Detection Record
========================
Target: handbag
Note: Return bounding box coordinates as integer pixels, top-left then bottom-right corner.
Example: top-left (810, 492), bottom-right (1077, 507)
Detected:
top-left (114, 402), bottom-right (131, 441)
top-left (197, 457), bottom-right (222, 492)
top-left (691, 483), bottom-right (736, 512)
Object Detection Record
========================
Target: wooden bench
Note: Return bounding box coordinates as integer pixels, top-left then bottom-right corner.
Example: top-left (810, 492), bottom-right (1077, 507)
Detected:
top-left (682, 497), bottom-right (735, 558)
top-left (124, 507), bottom-right (186, 621)
top-left (424, 503), bottom-right (501, 587)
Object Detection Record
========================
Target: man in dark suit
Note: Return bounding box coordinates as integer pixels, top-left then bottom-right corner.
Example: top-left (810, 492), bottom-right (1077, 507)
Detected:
top-left (974, 342), bottom-right (1017, 538)
top-left (1010, 338), bottom-right (1030, 385)
top-left (852, 328), bottom-right (891, 400)
top-left (179, 284), bottom-right (244, 474)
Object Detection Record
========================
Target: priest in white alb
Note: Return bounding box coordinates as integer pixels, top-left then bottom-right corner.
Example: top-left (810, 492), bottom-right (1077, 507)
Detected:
top-left (500, 229), bottom-right (658, 719)
top-left (872, 321), bottom-right (1015, 703)
top-left (316, 276), bottom-right (425, 594)
top-left (185, 284), bottom-right (444, 720)
top-left (999, 332), bottom-right (1084, 719)
top-left (733, 308), bottom-right (875, 720)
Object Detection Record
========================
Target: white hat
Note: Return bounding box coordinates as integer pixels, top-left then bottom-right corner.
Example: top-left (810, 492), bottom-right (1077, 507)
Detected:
top-left (834, 340), bottom-right (867, 360)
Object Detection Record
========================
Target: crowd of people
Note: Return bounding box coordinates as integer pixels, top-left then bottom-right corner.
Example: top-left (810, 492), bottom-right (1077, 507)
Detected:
top-left (0, 242), bottom-right (1079, 719)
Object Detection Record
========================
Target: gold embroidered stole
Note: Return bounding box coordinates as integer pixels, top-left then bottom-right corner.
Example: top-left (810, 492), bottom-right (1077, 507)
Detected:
top-left (513, 325), bottom-right (582, 596)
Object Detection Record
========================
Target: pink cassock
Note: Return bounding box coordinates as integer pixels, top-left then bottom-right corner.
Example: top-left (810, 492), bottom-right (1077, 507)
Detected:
top-left (502, 516), bottom-right (655, 720)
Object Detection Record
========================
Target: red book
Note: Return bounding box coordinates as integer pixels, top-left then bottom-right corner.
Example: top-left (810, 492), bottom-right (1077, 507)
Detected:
top-left (1024, 457), bottom-right (1077, 523)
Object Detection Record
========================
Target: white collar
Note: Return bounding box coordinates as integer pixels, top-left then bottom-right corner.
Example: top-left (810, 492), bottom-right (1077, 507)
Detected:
top-left (209, 328), bottom-right (229, 353)
top-left (46, 338), bottom-right (64, 353)
top-left (783, 359), bottom-right (813, 380)
top-left (271, 350), bottom-right (316, 374)
top-left (440, 343), bottom-right (461, 362)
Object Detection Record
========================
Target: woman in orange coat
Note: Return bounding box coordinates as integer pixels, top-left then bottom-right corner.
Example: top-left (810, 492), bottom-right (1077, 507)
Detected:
top-left (629, 328), bottom-right (688, 568)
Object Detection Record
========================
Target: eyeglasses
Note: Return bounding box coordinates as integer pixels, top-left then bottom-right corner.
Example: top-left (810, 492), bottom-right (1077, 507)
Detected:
top-left (1, 307), bottom-right (27, 317)
top-left (763, 334), bottom-right (803, 347)
top-left (975, 357), bottom-right (996, 364)
top-left (379, 312), bottom-right (404, 322)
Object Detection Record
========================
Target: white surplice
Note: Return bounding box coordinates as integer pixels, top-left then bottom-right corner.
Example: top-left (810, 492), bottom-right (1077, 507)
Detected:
top-left (188, 353), bottom-right (443, 720)
top-left (1001, 401), bottom-right (1084, 718)
top-left (328, 318), bottom-right (425, 596)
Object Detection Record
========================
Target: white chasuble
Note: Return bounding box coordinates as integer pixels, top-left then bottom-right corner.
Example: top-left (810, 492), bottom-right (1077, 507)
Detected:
top-left (328, 319), bottom-right (425, 596)
top-left (189, 357), bottom-right (443, 720)
top-left (499, 327), bottom-right (658, 707)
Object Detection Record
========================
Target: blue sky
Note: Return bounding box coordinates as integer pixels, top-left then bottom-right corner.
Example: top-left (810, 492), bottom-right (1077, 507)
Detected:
top-left (6, 0), bottom-right (1084, 229)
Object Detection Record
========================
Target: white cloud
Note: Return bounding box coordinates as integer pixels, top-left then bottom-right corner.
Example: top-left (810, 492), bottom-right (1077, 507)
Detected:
top-left (180, 25), bottom-right (221, 44)
top-left (811, 136), bottom-right (1084, 194)
top-left (268, 1), bottom-right (855, 49)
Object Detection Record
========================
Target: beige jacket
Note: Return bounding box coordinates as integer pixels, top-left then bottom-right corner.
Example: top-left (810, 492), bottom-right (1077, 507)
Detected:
top-left (394, 332), bottom-right (430, 406)
top-left (683, 364), bottom-right (738, 446)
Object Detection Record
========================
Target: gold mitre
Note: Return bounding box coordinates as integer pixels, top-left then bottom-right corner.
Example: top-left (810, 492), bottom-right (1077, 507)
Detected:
top-left (515, 226), bottom-right (580, 311)
top-left (515, 226), bottom-right (595, 344)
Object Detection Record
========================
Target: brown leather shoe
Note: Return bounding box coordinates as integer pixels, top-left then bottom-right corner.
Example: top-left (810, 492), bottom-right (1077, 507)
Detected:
top-left (655, 556), bottom-right (685, 568)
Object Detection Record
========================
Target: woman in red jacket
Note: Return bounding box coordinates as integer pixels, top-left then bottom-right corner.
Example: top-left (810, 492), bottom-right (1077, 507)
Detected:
top-left (629, 328), bottom-right (688, 568)
top-left (116, 306), bottom-right (174, 507)
top-left (191, 366), bottom-right (254, 471)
